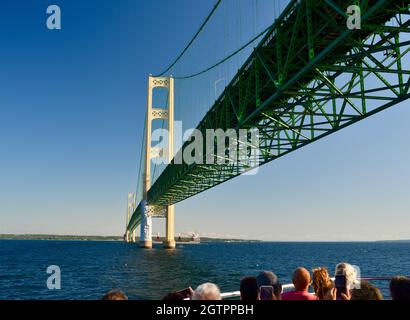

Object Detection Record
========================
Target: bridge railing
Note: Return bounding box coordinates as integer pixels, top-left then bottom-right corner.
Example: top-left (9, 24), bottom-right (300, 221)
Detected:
top-left (220, 277), bottom-right (395, 299)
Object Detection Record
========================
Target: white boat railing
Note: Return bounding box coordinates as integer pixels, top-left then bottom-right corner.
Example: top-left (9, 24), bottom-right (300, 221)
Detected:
top-left (220, 277), bottom-right (394, 299)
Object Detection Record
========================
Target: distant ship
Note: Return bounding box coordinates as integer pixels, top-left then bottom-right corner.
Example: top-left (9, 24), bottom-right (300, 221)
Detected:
top-left (177, 232), bottom-right (200, 244)
top-left (190, 233), bottom-right (200, 242)
top-left (152, 232), bottom-right (200, 244)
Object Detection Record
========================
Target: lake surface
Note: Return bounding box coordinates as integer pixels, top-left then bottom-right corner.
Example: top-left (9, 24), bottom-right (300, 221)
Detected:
top-left (0, 240), bottom-right (409, 300)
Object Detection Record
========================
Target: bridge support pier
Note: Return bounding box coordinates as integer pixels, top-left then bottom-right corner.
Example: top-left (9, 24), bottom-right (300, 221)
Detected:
top-left (140, 240), bottom-right (152, 249)
top-left (125, 193), bottom-right (135, 243)
top-left (163, 205), bottom-right (175, 249)
top-left (140, 201), bottom-right (153, 249)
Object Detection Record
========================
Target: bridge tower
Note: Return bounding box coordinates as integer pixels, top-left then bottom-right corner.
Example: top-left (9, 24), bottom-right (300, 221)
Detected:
top-left (140, 75), bottom-right (175, 249)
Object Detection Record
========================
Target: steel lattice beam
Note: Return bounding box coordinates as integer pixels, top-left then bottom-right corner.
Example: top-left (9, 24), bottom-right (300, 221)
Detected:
top-left (128, 0), bottom-right (410, 232)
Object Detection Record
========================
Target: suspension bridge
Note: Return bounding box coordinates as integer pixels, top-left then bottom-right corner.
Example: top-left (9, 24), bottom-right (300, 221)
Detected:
top-left (124, 0), bottom-right (410, 248)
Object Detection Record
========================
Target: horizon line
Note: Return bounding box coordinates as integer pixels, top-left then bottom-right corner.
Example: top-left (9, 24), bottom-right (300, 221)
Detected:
top-left (1, 233), bottom-right (409, 243)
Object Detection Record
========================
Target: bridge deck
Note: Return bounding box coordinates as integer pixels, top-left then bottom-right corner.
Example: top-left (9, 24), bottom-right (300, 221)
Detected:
top-left (128, 0), bottom-right (410, 232)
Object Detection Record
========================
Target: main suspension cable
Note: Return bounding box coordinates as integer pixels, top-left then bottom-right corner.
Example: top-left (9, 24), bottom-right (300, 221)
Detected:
top-left (154, 0), bottom-right (222, 77)
top-left (172, 24), bottom-right (272, 80)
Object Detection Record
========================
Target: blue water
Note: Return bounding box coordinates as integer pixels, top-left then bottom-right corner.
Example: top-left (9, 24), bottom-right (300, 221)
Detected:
top-left (0, 240), bottom-right (409, 300)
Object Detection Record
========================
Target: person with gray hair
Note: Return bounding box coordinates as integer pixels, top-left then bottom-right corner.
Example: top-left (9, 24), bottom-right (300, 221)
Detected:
top-left (335, 262), bottom-right (358, 289)
top-left (332, 262), bottom-right (359, 300)
top-left (192, 282), bottom-right (221, 300)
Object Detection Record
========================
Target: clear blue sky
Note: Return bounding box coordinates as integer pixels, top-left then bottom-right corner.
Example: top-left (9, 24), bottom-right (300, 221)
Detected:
top-left (0, 0), bottom-right (409, 241)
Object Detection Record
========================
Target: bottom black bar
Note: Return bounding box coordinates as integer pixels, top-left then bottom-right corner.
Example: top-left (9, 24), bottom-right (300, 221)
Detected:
top-left (0, 300), bottom-right (408, 319)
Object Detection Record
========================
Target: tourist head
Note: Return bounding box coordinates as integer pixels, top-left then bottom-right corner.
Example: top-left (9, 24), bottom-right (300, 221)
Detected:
top-left (192, 283), bottom-right (221, 300)
top-left (101, 289), bottom-right (128, 300)
top-left (390, 276), bottom-right (410, 300)
top-left (335, 262), bottom-right (358, 289)
top-left (351, 281), bottom-right (383, 300)
top-left (292, 267), bottom-right (311, 292)
top-left (240, 276), bottom-right (258, 301)
top-left (256, 271), bottom-right (281, 300)
top-left (312, 267), bottom-right (333, 300)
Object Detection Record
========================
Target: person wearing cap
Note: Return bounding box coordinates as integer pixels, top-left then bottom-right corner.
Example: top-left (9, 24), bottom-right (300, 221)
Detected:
top-left (256, 271), bottom-right (282, 300)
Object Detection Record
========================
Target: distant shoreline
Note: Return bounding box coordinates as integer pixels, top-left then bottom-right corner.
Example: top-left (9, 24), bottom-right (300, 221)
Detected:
top-left (0, 234), bottom-right (259, 243)
top-left (0, 234), bottom-right (409, 243)
top-left (0, 234), bottom-right (123, 242)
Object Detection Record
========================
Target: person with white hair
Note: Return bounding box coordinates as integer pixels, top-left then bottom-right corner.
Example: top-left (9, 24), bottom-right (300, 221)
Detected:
top-left (192, 282), bottom-right (221, 300)
top-left (331, 262), bottom-right (359, 300)
top-left (335, 262), bottom-right (359, 289)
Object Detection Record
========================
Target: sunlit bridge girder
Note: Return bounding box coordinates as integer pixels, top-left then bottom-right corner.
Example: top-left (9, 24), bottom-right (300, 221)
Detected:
top-left (127, 0), bottom-right (410, 232)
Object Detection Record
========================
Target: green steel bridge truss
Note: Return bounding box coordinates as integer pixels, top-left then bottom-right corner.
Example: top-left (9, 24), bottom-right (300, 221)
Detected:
top-left (128, 0), bottom-right (410, 232)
